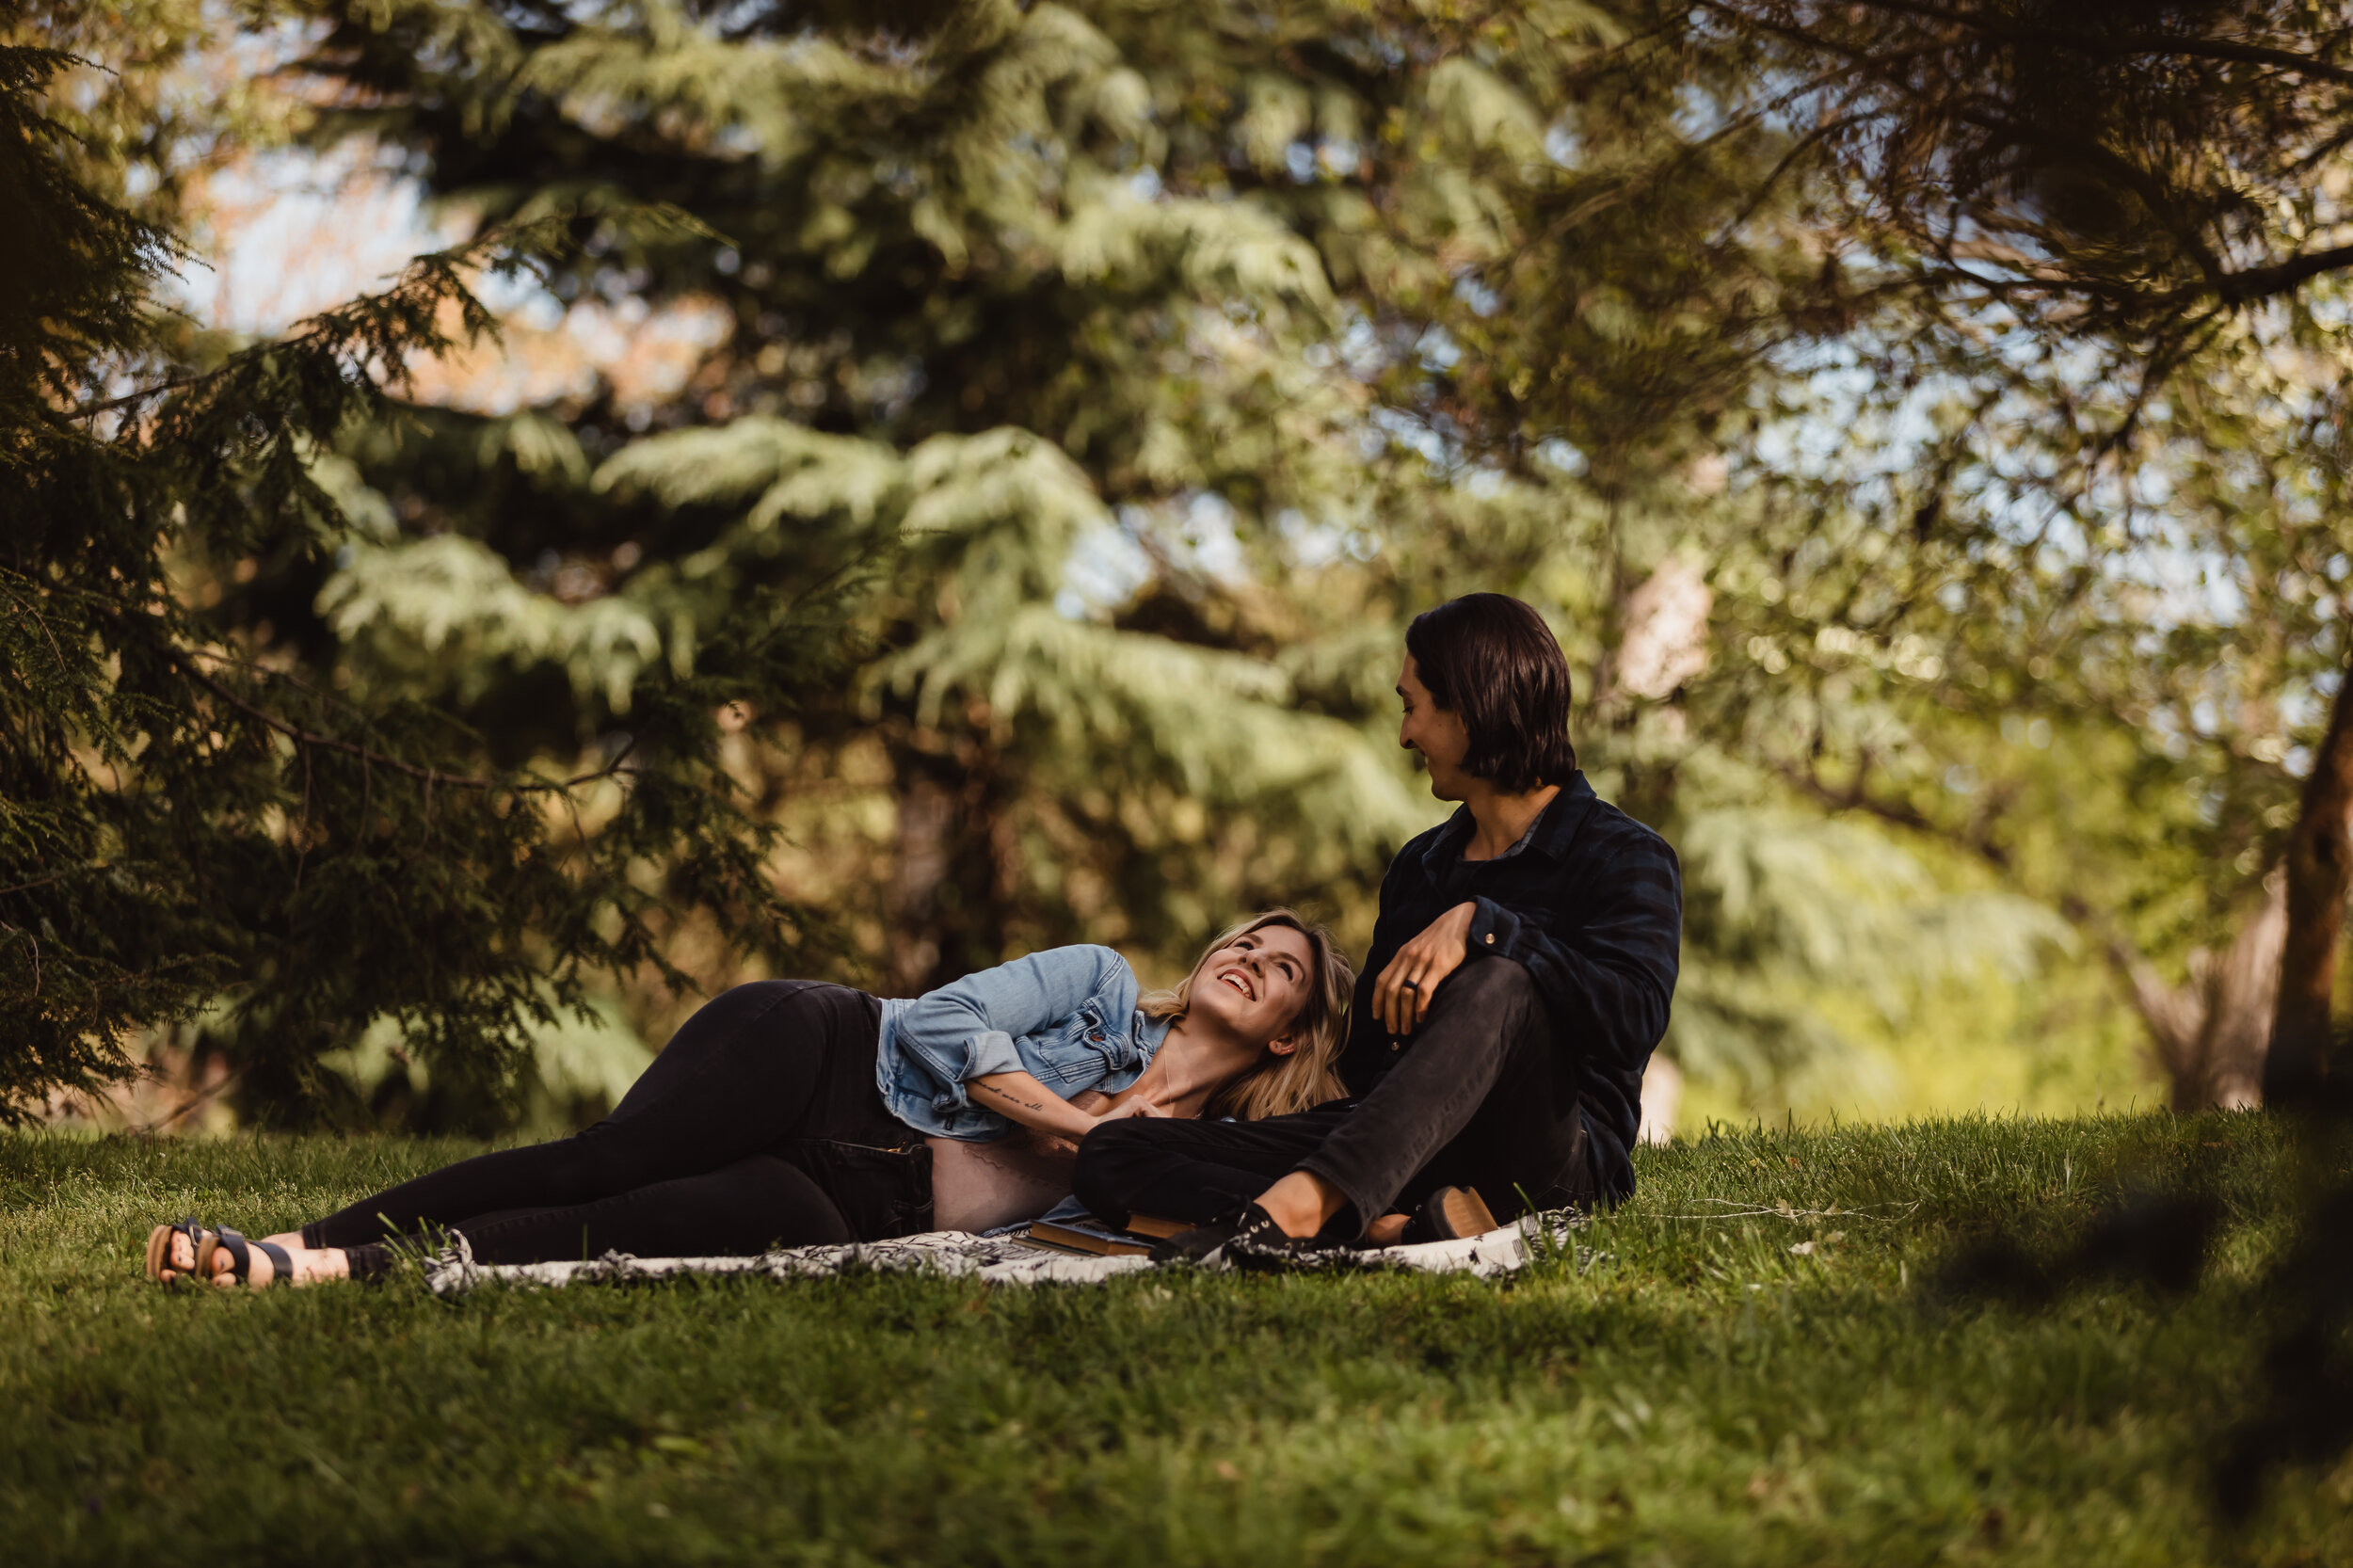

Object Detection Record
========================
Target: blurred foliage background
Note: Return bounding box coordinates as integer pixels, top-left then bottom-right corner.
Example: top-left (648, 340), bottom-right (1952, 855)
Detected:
top-left (16, 0), bottom-right (2353, 1139)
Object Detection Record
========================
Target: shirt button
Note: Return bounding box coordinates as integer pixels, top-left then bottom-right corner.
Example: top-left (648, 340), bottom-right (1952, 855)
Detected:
top-left (1483, 933), bottom-right (1495, 944)
top-left (1389, 1038), bottom-right (1401, 1050)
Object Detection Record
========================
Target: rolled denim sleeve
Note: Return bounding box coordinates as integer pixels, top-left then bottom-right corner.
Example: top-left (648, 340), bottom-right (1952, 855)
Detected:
top-left (889, 945), bottom-right (1128, 1111)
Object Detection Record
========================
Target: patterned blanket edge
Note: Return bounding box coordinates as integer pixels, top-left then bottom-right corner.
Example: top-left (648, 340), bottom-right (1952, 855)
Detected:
top-left (422, 1212), bottom-right (1591, 1294)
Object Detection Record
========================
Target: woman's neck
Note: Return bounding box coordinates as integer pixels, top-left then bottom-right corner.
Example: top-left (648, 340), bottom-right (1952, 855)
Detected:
top-left (1128, 1015), bottom-right (1263, 1115)
top-left (1459, 777), bottom-right (1561, 863)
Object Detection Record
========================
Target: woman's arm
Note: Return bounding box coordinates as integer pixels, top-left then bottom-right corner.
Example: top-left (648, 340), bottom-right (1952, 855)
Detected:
top-left (890, 946), bottom-right (1130, 1107)
top-left (968, 1069), bottom-right (1162, 1141)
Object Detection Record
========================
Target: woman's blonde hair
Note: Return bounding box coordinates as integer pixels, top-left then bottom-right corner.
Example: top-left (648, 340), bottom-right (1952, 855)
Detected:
top-left (1138, 909), bottom-right (1353, 1120)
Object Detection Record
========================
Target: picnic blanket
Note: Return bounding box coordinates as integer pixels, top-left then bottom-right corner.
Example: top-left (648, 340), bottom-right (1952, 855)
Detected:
top-left (422, 1211), bottom-right (1588, 1295)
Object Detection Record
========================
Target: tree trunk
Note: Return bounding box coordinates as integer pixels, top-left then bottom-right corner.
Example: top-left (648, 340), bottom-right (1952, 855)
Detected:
top-left (2123, 876), bottom-right (2284, 1111)
top-left (2266, 653), bottom-right (2353, 1102)
top-left (887, 728), bottom-right (1015, 997)
top-left (888, 775), bottom-right (955, 997)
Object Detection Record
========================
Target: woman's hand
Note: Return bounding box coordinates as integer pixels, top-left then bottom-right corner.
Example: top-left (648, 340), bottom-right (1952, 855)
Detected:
top-left (1091, 1095), bottom-right (1165, 1126)
top-left (1018, 1092), bottom-right (1162, 1158)
top-left (1371, 901), bottom-right (1479, 1035)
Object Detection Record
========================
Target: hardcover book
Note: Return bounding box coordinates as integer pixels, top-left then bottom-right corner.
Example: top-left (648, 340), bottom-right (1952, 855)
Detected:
top-left (1021, 1211), bottom-right (1189, 1256)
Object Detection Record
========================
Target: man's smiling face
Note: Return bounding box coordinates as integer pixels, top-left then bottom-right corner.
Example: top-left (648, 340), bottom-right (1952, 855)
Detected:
top-left (1398, 653), bottom-right (1474, 800)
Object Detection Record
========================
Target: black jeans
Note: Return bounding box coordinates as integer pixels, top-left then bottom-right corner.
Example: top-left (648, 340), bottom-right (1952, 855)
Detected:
top-left (303, 982), bottom-right (932, 1272)
top-left (1073, 959), bottom-right (1596, 1239)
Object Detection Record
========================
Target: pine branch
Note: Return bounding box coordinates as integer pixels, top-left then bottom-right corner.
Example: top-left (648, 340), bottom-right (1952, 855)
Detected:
top-left (70, 205), bottom-right (705, 424)
top-left (131, 1066), bottom-right (244, 1138)
top-left (176, 657), bottom-right (638, 795)
top-left (69, 221), bottom-right (562, 422)
top-left (0, 863), bottom-right (126, 899)
top-left (1845, 1), bottom-right (2353, 88)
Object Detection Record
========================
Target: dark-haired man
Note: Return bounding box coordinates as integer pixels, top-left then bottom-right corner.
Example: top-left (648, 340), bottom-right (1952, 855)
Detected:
top-left (1074, 592), bottom-right (1683, 1253)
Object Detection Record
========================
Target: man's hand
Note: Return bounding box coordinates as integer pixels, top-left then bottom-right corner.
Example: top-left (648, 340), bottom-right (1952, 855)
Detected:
top-left (1022, 1127), bottom-right (1082, 1161)
top-left (1372, 901), bottom-right (1479, 1035)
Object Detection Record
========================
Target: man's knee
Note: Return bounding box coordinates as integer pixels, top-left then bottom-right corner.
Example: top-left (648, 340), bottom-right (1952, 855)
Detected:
top-left (1436, 955), bottom-right (1539, 1016)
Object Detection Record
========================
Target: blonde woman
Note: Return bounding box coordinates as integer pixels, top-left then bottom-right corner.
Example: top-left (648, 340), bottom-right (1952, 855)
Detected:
top-left (147, 912), bottom-right (1352, 1288)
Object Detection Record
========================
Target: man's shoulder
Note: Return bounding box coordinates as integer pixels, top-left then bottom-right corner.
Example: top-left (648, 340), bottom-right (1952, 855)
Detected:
top-left (1577, 794), bottom-right (1677, 868)
top-left (1560, 792), bottom-right (1681, 906)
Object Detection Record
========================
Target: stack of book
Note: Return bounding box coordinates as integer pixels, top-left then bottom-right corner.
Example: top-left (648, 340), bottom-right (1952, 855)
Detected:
top-left (1020, 1211), bottom-right (1190, 1257)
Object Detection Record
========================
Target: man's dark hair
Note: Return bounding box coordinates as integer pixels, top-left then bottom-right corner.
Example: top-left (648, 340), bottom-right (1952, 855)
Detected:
top-left (1404, 593), bottom-right (1577, 792)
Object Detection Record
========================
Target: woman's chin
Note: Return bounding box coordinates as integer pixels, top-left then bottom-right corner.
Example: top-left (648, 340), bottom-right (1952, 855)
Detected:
top-left (1194, 988), bottom-right (1252, 1035)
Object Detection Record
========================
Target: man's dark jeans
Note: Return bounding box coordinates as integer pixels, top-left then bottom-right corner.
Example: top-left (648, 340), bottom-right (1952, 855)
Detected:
top-left (1075, 959), bottom-right (1596, 1238)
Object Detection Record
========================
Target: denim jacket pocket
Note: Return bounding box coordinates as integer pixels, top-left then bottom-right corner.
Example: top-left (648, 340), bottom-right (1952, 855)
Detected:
top-left (1032, 1000), bottom-right (1139, 1088)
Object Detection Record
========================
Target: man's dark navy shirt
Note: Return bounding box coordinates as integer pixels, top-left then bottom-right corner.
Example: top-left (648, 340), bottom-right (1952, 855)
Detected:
top-left (1336, 772), bottom-right (1683, 1202)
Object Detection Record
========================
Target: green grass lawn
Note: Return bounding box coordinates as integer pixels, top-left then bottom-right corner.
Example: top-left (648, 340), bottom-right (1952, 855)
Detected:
top-left (3, 1114), bottom-right (2345, 1566)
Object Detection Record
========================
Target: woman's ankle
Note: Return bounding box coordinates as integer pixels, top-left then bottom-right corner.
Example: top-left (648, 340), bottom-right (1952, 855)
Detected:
top-left (342, 1242), bottom-right (393, 1284)
top-left (260, 1235), bottom-right (352, 1285)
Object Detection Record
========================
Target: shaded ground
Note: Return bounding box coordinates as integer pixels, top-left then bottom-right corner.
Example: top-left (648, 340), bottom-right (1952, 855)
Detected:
top-left (2, 1114), bottom-right (2345, 1565)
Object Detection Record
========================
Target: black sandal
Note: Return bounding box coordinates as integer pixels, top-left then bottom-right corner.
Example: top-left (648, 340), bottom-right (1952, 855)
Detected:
top-left (145, 1218), bottom-right (294, 1288)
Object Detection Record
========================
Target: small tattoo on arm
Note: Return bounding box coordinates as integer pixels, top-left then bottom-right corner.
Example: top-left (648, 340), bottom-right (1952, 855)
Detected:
top-left (977, 1082), bottom-right (1048, 1113)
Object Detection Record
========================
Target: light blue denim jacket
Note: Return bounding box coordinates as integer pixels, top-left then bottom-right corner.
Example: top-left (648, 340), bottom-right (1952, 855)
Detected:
top-left (875, 944), bottom-right (1174, 1142)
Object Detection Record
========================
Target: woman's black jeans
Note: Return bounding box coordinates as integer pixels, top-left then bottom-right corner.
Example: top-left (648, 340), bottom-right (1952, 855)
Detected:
top-left (303, 982), bottom-right (932, 1274)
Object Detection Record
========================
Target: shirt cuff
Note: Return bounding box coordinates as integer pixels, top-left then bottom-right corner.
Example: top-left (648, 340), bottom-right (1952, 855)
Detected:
top-left (1467, 896), bottom-right (1520, 958)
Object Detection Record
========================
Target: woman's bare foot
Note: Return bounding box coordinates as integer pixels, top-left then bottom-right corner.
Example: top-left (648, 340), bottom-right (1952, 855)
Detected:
top-left (1367, 1212), bottom-right (1411, 1246)
top-left (153, 1227), bottom-right (351, 1288)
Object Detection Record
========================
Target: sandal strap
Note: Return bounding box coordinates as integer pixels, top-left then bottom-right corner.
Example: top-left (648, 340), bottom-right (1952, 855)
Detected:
top-left (153, 1217), bottom-right (203, 1286)
top-left (171, 1220), bottom-right (292, 1288)
top-left (184, 1218), bottom-right (223, 1282)
top-left (216, 1226), bottom-right (252, 1279)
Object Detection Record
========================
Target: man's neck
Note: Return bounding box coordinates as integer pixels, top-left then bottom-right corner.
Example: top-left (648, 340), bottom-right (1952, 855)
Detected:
top-left (1459, 779), bottom-right (1562, 863)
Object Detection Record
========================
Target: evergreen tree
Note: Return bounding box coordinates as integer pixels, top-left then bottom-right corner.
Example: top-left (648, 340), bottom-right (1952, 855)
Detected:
top-left (0, 12), bottom-right (834, 1121)
top-left (203, 0), bottom-right (2060, 1117)
top-left (268, 0), bottom-right (1664, 998)
top-left (15, 0), bottom-right (2100, 1124)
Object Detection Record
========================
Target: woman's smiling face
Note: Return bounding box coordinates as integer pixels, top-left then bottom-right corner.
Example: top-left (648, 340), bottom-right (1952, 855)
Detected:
top-left (1186, 923), bottom-right (1317, 1052)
